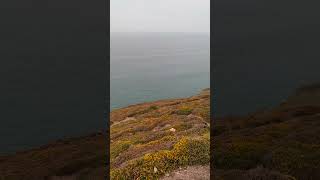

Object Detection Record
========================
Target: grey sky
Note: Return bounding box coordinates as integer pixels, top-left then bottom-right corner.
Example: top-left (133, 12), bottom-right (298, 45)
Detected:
top-left (111, 0), bottom-right (210, 33)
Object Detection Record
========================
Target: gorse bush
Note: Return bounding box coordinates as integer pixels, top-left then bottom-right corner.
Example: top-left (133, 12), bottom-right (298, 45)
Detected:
top-left (149, 106), bottom-right (159, 111)
top-left (110, 141), bottom-right (131, 161)
top-left (175, 106), bottom-right (193, 115)
top-left (110, 136), bottom-right (210, 180)
top-left (127, 106), bottom-right (159, 117)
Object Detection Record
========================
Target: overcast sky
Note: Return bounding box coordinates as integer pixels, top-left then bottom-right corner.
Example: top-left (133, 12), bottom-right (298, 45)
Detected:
top-left (111, 0), bottom-right (210, 33)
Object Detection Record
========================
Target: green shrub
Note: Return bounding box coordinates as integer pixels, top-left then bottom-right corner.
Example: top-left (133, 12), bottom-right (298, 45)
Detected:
top-left (110, 141), bottom-right (131, 160)
top-left (128, 106), bottom-right (159, 117)
top-left (149, 106), bottom-right (159, 111)
top-left (173, 123), bottom-right (193, 131)
top-left (110, 137), bottom-right (210, 180)
top-left (175, 107), bottom-right (193, 115)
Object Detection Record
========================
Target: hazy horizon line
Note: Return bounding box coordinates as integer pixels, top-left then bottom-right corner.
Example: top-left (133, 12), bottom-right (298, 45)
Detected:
top-left (110, 31), bottom-right (210, 34)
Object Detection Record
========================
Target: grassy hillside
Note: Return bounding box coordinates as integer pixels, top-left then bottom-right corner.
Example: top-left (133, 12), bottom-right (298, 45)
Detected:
top-left (0, 90), bottom-right (210, 180)
top-left (213, 85), bottom-right (320, 180)
top-left (3, 85), bottom-right (319, 180)
top-left (110, 89), bottom-right (210, 179)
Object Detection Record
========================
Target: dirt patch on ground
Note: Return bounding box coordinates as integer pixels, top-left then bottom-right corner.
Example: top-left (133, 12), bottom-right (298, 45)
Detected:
top-left (160, 165), bottom-right (210, 180)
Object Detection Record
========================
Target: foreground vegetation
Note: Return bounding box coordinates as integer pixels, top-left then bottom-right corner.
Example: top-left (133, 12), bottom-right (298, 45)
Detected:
top-left (110, 89), bottom-right (210, 179)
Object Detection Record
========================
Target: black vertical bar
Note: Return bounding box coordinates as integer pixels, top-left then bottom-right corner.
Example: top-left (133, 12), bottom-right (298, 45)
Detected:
top-left (210, 0), bottom-right (215, 178)
top-left (105, 0), bottom-right (110, 178)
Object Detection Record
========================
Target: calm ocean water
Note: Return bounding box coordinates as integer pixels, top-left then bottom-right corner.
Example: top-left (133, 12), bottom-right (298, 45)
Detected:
top-left (110, 33), bottom-right (210, 110)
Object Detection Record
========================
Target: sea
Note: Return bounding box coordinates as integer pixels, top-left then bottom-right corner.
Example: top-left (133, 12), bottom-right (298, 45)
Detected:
top-left (111, 31), bottom-right (320, 119)
top-left (110, 32), bottom-right (210, 110)
top-left (2, 27), bottom-right (320, 155)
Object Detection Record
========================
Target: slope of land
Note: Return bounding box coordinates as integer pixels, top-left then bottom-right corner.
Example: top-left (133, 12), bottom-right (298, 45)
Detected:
top-left (0, 89), bottom-right (210, 180)
top-left (110, 89), bottom-right (210, 179)
top-left (213, 85), bottom-right (320, 180)
top-left (3, 85), bottom-right (319, 180)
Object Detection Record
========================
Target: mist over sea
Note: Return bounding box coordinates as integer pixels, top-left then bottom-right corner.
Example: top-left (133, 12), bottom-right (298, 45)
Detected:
top-left (111, 32), bottom-right (210, 110)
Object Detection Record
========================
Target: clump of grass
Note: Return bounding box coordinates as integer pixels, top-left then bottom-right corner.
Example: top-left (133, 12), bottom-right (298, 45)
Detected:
top-left (175, 106), bottom-right (193, 115)
top-left (110, 141), bottom-right (131, 160)
top-left (143, 136), bottom-right (177, 146)
top-left (110, 136), bottom-right (210, 179)
top-left (173, 123), bottom-right (193, 131)
top-left (128, 106), bottom-right (159, 117)
top-left (149, 105), bottom-right (159, 111)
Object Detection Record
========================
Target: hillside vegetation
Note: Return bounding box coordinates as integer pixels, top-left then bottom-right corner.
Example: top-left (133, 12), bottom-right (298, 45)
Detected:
top-left (0, 89), bottom-right (210, 180)
top-left (2, 85), bottom-right (319, 180)
top-left (110, 89), bottom-right (210, 179)
top-left (213, 85), bottom-right (320, 180)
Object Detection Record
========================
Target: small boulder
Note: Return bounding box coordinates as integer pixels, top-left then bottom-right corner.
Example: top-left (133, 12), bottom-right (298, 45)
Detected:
top-left (169, 128), bottom-right (176, 132)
